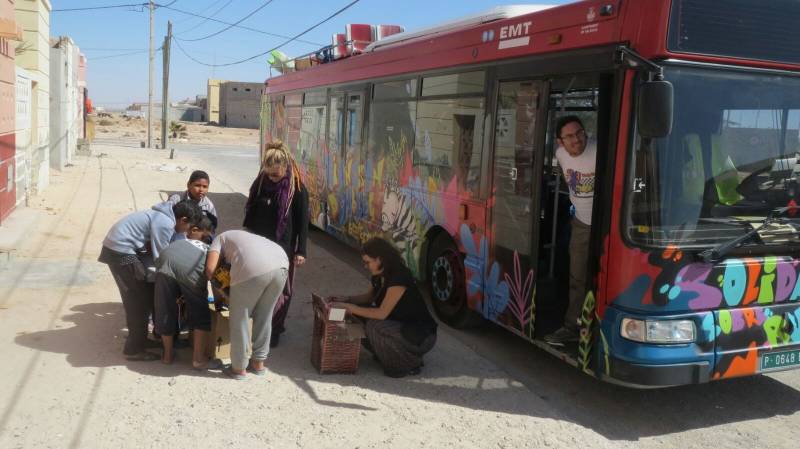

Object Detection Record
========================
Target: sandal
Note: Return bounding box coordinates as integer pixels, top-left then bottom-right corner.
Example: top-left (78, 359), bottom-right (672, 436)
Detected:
top-left (126, 351), bottom-right (160, 362)
top-left (223, 366), bottom-right (247, 380)
top-left (193, 359), bottom-right (224, 371)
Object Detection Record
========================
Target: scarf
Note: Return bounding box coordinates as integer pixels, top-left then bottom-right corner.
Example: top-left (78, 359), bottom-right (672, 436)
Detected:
top-left (248, 163), bottom-right (301, 240)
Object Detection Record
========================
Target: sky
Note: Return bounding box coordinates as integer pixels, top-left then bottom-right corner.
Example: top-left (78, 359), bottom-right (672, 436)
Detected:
top-left (51, 0), bottom-right (572, 108)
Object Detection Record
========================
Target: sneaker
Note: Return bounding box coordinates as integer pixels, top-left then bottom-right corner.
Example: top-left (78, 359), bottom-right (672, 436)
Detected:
top-left (543, 327), bottom-right (579, 346)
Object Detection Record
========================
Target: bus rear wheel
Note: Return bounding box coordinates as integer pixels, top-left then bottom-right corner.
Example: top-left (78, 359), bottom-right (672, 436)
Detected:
top-left (427, 234), bottom-right (481, 328)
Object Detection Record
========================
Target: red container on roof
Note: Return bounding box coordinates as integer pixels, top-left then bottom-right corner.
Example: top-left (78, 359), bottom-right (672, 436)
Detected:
top-left (345, 23), bottom-right (375, 55)
top-left (376, 25), bottom-right (404, 40)
top-left (332, 33), bottom-right (347, 60)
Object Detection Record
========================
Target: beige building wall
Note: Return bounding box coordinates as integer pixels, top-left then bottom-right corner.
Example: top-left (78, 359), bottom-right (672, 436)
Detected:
top-left (15, 0), bottom-right (50, 196)
top-left (207, 78), bottom-right (222, 124)
top-left (219, 81), bottom-right (262, 129)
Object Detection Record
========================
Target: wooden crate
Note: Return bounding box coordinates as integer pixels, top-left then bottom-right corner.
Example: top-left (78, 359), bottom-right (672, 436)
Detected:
top-left (310, 293), bottom-right (362, 374)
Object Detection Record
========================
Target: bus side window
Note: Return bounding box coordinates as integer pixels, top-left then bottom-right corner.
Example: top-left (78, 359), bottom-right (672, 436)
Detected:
top-left (414, 97), bottom-right (485, 197)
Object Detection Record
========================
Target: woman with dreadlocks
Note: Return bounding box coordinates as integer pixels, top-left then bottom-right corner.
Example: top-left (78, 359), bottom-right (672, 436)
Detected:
top-left (243, 140), bottom-right (309, 348)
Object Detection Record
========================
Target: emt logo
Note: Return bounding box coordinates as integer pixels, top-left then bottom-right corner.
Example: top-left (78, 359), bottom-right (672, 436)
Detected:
top-left (497, 21), bottom-right (532, 50)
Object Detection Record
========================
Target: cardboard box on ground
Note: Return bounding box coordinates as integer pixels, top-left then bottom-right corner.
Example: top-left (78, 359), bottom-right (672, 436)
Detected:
top-left (205, 284), bottom-right (251, 362)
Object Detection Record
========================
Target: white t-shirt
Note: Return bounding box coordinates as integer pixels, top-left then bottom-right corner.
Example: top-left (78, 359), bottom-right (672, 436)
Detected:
top-left (555, 142), bottom-right (596, 226)
top-left (209, 230), bottom-right (289, 286)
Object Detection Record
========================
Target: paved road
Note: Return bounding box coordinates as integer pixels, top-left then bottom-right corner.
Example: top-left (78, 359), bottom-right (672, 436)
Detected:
top-left (156, 142), bottom-right (800, 447)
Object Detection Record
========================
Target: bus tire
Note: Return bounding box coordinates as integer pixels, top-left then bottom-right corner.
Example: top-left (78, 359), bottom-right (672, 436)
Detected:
top-left (427, 233), bottom-right (482, 328)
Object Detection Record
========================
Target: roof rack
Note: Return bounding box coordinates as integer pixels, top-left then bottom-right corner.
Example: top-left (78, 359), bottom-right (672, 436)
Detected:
top-left (269, 5), bottom-right (555, 75)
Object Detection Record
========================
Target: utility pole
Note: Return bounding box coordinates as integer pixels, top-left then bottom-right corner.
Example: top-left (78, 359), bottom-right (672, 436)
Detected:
top-left (161, 21), bottom-right (172, 150)
top-left (147, 0), bottom-right (154, 148)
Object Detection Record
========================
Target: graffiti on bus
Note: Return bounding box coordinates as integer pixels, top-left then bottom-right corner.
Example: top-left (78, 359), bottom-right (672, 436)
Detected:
top-left (600, 239), bottom-right (800, 378)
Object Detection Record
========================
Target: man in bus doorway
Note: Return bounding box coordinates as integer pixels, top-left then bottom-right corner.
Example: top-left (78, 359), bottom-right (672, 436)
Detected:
top-left (545, 116), bottom-right (596, 345)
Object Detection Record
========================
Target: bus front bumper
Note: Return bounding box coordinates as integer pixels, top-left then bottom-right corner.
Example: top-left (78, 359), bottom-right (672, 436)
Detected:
top-left (604, 356), bottom-right (710, 388)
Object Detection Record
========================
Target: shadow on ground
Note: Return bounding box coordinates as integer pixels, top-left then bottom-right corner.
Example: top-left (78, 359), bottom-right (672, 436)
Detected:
top-left (269, 229), bottom-right (800, 441)
top-left (14, 302), bottom-right (212, 379)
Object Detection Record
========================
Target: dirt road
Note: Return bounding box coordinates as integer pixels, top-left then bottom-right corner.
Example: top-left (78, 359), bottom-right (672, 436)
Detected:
top-left (0, 139), bottom-right (798, 448)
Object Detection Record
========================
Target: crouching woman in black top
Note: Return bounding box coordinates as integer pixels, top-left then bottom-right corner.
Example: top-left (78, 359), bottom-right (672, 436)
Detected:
top-left (332, 237), bottom-right (437, 378)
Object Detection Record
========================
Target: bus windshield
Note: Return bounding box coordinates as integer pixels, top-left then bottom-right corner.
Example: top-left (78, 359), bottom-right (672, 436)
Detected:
top-left (627, 65), bottom-right (800, 249)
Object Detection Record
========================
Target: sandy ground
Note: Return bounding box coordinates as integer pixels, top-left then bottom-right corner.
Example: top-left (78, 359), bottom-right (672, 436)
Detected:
top-left (0, 141), bottom-right (617, 449)
top-left (0, 139), bottom-right (798, 448)
top-left (92, 113), bottom-right (259, 147)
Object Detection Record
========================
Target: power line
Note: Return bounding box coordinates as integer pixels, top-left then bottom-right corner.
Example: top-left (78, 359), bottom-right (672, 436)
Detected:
top-left (52, 2), bottom-right (148, 12)
top-left (172, 0), bottom-right (360, 68)
top-left (83, 47), bottom-right (149, 51)
top-left (89, 47), bottom-right (162, 61)
top-left (174, 0), bottom-right (232, 33)
top-left (176, 0), bottom-right (276, 42)
top-left (158, 4), bottom-right (323, 46)
top-left (52, 0), bottom-right (176, 12)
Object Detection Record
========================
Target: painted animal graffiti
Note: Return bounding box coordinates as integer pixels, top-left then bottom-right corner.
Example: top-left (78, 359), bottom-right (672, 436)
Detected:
top-left (381, 189), bottom-right (419, 253)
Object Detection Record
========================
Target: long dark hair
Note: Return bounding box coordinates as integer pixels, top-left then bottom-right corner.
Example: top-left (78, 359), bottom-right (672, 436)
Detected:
top-left (361, 237), bottom-right (407, 278)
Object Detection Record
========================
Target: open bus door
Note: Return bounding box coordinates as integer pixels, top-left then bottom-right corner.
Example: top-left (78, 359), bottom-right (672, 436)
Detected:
top-left (484, 80), bottom-right (548, 338)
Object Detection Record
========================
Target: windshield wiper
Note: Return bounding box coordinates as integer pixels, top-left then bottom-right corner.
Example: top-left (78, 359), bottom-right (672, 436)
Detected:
top-left (698, 206), bottom-right (792, 263)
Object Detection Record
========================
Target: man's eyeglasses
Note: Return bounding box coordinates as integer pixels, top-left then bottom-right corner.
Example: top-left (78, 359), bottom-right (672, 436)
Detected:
top-left (559, 129), bottom-right (586, 142)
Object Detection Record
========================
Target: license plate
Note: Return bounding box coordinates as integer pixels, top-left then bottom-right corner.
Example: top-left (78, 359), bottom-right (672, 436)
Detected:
top-left (760, 349), bottom-right (800, 372)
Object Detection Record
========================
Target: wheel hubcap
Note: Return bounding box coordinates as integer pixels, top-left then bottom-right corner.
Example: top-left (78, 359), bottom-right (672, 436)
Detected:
top-left (432, 253), bottom-right (454, 302)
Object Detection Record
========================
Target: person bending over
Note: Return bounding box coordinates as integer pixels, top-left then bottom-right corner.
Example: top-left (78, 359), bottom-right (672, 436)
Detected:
top-left (205, 230), bottom-right (289, 380)
top-left (153, 216), bottom-right (215, 368)
top-left (98, 200), bottom-right (202, 361)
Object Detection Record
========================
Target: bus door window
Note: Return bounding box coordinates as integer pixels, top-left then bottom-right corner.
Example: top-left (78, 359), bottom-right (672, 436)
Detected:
top-left (266, 95), bottom-right (286, 144)
top-left (487, 80), bottom-right (542, 328)
top-left (285, 93), bottom-right (303, 156)
top-left (328, 94), bottom-right (345, 187)
top-left (300, 92), bottom-right (328, 228)
top-left (346, 93), bottom-right (364, 188)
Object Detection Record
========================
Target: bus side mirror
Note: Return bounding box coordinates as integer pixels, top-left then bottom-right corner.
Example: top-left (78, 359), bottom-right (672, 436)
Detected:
top-left (637, 80), bottom-right (673, 138)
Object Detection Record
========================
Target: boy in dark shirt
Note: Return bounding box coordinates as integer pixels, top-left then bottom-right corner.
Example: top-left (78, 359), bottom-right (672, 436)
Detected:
top-left (153, 217), bottom-right (214, 367)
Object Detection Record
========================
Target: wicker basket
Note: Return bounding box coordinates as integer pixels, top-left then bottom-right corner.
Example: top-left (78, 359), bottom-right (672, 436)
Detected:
top-left (310, 293), bottom-right (362, 374)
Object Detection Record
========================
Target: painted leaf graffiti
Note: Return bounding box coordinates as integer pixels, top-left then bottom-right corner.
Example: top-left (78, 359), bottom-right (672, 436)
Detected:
top-left (578, 291), bottom-right (597, 374)
top-left (460, 223), bottom-right (487, 297)
top-left (483, 261), bottom-right (510, 320)
top-left (503, 250), bottom-right (535, 332)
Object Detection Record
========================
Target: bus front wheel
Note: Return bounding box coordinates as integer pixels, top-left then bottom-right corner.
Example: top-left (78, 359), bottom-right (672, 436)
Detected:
top-left (427, 234), bottom-right (481, 328)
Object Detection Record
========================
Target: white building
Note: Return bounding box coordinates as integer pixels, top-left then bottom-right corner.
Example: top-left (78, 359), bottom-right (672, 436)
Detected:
top-left (14, 0), bottom-right (50, 202)
top-left (49, 36), bottom-right (82, 170)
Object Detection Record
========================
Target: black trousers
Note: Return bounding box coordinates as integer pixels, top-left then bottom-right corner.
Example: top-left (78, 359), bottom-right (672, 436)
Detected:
top-left (108, 263), bottom-right (154, 355)
top-left (153, 273), bottom-right (211, 336)
top-left (271, 258), bottom-right (295, 335)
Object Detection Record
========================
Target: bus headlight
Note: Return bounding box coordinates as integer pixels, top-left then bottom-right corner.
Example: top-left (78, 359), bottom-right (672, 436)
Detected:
top-left (621, 318), bottom-right (695, 344)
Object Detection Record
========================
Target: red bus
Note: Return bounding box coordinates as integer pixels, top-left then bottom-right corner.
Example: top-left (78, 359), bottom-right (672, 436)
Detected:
top-left (261, 0), bottom-right (800, 387)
